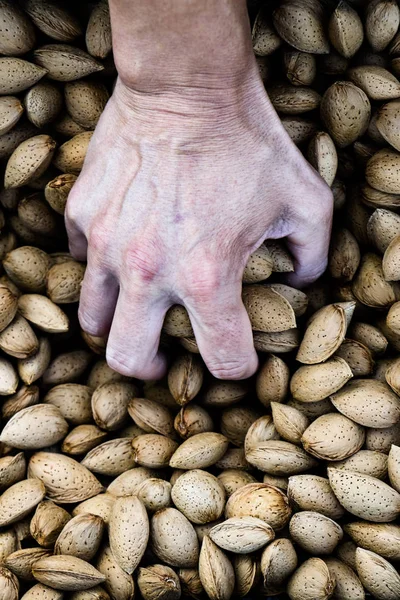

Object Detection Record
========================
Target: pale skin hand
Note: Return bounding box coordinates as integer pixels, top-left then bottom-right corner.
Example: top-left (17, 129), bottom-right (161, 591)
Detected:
top-left (66, 0), bottom-right (333, 381)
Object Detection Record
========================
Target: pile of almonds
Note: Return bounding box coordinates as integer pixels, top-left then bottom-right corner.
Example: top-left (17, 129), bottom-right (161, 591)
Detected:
top-left (2, 0), bottom-right (400, 599)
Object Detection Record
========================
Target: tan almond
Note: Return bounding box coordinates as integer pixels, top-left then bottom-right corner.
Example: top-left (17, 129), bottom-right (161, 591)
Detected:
top-left (24, 0), bottom-right (82, 42)
top-left (33, 45), bottom-right (103, 81)
top-left (209, 516), bottom-right (274, 554)
top-left (2, 385), bottom-right (39, 420)
top-left (217, 470), bottom-right (257, 498)
top-left (24, 82), bottom-right (63, 128)
top-left (65, 81), bottom-right (109, 129)
top-left (252, 6), bottom-right (282, 56)
top-left (289, 511), bottom-right (343, 555)
top-left (288, 475), bottom-right (345, 520)
top-left (107, 467), bottom-right (154, 497)
top-left (368, 208), bottom-right (400, 254)
top-left (383, 233), bottom-right (400, 280)
top-left (0, 59), bottom-right (46, 95)
top-left (30, 500), bottom-right (71, 548)
top-left (281, 116), bottom-right (317, 145)
top-left (328, 468), bottom-right (400, 522)
top-left (202, 380), bottom-right (249, 407)
top-left (273, 0), bottom-right (329, 54)
top-left (45, 173), bottom-right (77, 215)
top-left (220, 406), bottom-right (260, 447)
top-left (61, 425), bottom-right (108, 456)
top-left (0, 96), bottom-right (23, 136)
top-left (137, 564), bottom-right (181, 600)
top-left (261, 538), bottom-right (298, 593)
top-left (46, 260), bottom-right (86, 303)
top-left (0, 404), bottom-right (68, 450)
top-left (91, 382), bottom-right (134, 431)
top-left (0, 453), bottom-right (26, 492)
top-left (348, 65), bottom-right (400, 101)
top-left (366, 149), bottom-right (400, 194)
top-left (324, 557), bottom-right (365, 600)
top-left (28, 452), bottom-right (104, 504)
top-left (0, 478), bottom-right (45, 526)
top-left (376, 100), bottom-right (400, 152)
top-left (20, 583), bottom-right (64, 599)
top-left (284, 50), bottom-right (316, 86)
top-left (44, 384), bottom-right (92, 425)
top-left (171, 470), bottom-right (225, 525)
top-left (366, 0), bottom-right (400, 52)
top-left (53, 131), bottom-right (93, 173)
top-left (17, 193), bottom-right (58, 236)
top-left (225, 483), bottom-right (291, 531)
top-left (243, 285), bottom-right (296, 332)
top-left (0, 357), bottom-right (18, 395)
top-left (361, 183), bottom-right (400, 210)
top-left (321, 81), bottom-right (370, 147)
top-left (328, 1), bottom-right (363, 58)
top-left (5, 547), bottom-right (51, 581)
top-left (329, 228), bottom-right (360, 281)
top-left (4, 246), bottom-right (51, 293)
top-left (0, 315), bottom-right (38, 359)
top-left (95, 544), bottom-right (135, 600)
top-left (167, 353), bottom-right (203, 406)
top-left (335, 449), bottom-right (388, 480)
top-left (268, 83), bottom-right (321, 114)
top-left (349, 321), bottom-right (388, 355)
top-left (243, 245), bottom-right (273, 283)
top-left (352, 252), bottom-right (397, 307)
top-left (169, 432), bottom-right (228, 469)
top-left (287, 557), bottom-right (335, 600)
top-left (137, 478), bottom-right (172, 513)
top-left (198, 536), bottom-right (234, 600)
top-left (109, 495), bottom-right (149, 575)
top-left (291, 356), bottom-right (353, 402)
top-left (163, 304), bottom-right (193, 337)
top-left (0, 121), bottom-right (38, 161)
top-left (81, 438), bottom-right (136, 477)
top-left (18, 294), bottom-right (69, 333)
top-left (5, 135), bottom-right (56, 189)
top-left (256, 354), bottom-right (290, 408)
top-left (32, 555), bottom-right (105, 591)
top-left (174, 404), bottom-right (214, 439)
top-left (345, 521), bottom-right (400, 561)
top-left (296, 302), bottom-right (354, 364)
top-left (42, 350), bottom-right (92, 386)
top-left (72, 494), bottom-right (114, 525)
top-left (355, 547), bottom-right (400, 600)
top-left (307, 131), bottom-right (338, 186)
top-left (132, 434), bottom-right (178, 469)
top-left (302, 413), bottom-right (365, 461)
top-left (270, 402), bottom-right (309, 444)
top-left (246, 438), bottom-right (318, 475)
top-left (366, 423), bottom-right (400, 453)
top-left (151, 508), bottom-right (199, 568)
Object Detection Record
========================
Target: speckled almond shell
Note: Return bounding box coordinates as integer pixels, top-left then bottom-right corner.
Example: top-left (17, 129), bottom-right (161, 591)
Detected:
top-left (383, 233), bottom-right (400, 280)
top-left (330, 379), bottom-right (400, 428)
top-left (163, 304), bottom-right (193, 337)
top-left (376, 100), bottom-right (400, 152)
top-left (367, 208), bottom-right (400, 254)
top-left (95, 544), bottom-right (135, 600)
top-left (246, 439), bottom-right (318, 476)
top-left (61, 425), bottom-right (108, 456)
top-left (349, 322), bottom-right (388, 355)
top-left (81, 438), bottom-right (136, 477)
top-left (244, 415), bottom-right (279, 454)
top-left (151, 508), bottom-right (199, 568)
top-left (335, 338), bottom-right (374, 378)
top-left (0, 453), bottom-right (26, 492)
top-left (0, 0), bottom-right (35, 55)
top-left (198, 536), bottom-right (234, 600)
top-left (0, 59), bottom-right (47, 96)
top-left (356, 547), bottom-right (400, 600)
top-left (174, 403), bottom-right (213, 439)
top-left (287, 558), bottom-right (335, 600)
top-left (301, 413), bottom-right (365, 461)
top-left (0, 403), bottom-right (67, 450)
top-left (18, 294), bottom-right (69, 334)
top-left (17, 583), bottom-right (63, 599)
top-left (64, 81), bottom-right (109, 129)
top-left (362, 184), bottom-right (400, 211)
top-left (328, 468), bottom-right (400, 522)
top-left (72, 494), bottom-right (114, 525)
top-left (220, 406), bottom-right (260, 447)
top-left (268, 84), bottom-right (321, 114)
top-left (225, 482), bottom-right (291, 531)
top-left (284, 51), bottom-right (316, 87)
top-left (169, 432), bottom-right (228, 469)
top-left (18, 336), bottom-right (51, 385)
top-left (0, 122), bottom-right (39, 161)
top-left (296, 302), bottom-right (354, 364)
top-left (18, 194), bottom-right (58, 237)
top-left (210, 516), bottom-right (274, 555)
top-left (345, 521), bottom-right (400, 560)
top-left (367, 149), bottom-right (400, 194)
top-left (320, 81), bottom-right (371, 147)
top-left (289, 511), bottom-right (343, 555)
top-left (86, 0), bottom-right (112, 59)
top-left (45, 173), bottom-right (77, 215)
top-left (252, 6), bottom-right (282, 57)
top-left (109, 496), bottom-right (149, 575)
top-left (307, 131), bottom-right (338, 186)
top-left (256, 354), bottom-right (290, 408)
top-left (90, 382), bottom-right (134, 432)
top-left (132, 433), bottom-right (178, 469)
top-left (53, 131), bottom-right (93, 173)
top-left (270, 402), bottom-right (309, 444)
top-left (28, 452), bottom-right (104, 504)
top-left (32, 555), bottom-right (105, 591)
top-left (4, 246), bottom-right (51, 293)
top-left (324, 557), bottom-right (364, 600)
top-left (242, 285), bottom-right (296, 333)
top-left (46, 260), bottom-right (85, 304)
top-left (33, 45), bottom-right (103, 82)
top-left (171, 470), bottom-right (225, 525)
top-left (24, 82), bottom-right (63, 129)
top-left (388, 444), bottom-right (400, 493)
top-left (328, 1), bottom-right (363, 58)
top-left (4, 135), bottom-right (56, 189)
top-left (137, 477), bottom-right (171, 513)
top-left (0, 97), bottom-right (24, 136)
top-left (30, 500), bottom-right (71, 548)
top-left (334, 449), bottom-right (388, 480)
top-left (0, 357), bottom-right (18, 395)
top-left (5, 547), bottom-right (51, 581)
top-left (348, 65), bottom-right (400, 101)
top-left (0, 478), bottom-right (45, 526)
top-left (167, 353), bottom-right (203, 406)
top-left (55, 113), bottom-right (87, 138)
top-left (290, 356), bottom-right (353, 402)
top-left (24, 0), bottom-right (82, 42)
top-left (273, 0), bottom-right (329, 54)
top-left (287, 474), bottom-right (345, 520)
top-left (253, 328), bottom-right (300, 354)
top-left (329, 228), bottom-right (360, 281)
top-left (366, 0), bottom-right (400, 52)
top-left (137, 565), bottom-right (180, 600)
top-left (260, 538), bottom-right (297, 592)
top-left (0, 285), bottom-right (17, 333)
top-left (243, 245), bottom-right (273, 283)
top-left (217, 470), bottom-right (257, 499)
top-left (352, 253), bottom-right (397, 307)
top-left (44, 384), bottom-right (92, 425)
top-left (0, 315), bottom-right (39, 359)
top-left (281, 115), bottom-right (317, 145)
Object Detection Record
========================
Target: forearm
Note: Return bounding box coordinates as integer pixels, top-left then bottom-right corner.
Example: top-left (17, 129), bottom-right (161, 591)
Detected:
top-left (109, 0), bottom-right (256, 91)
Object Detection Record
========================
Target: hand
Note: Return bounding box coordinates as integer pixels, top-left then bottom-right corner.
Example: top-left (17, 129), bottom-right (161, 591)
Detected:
top-left (66, 71), bottom-right (333, 381)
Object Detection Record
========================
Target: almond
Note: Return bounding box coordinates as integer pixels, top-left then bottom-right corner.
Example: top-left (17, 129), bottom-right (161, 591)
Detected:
top-left (270, 402), bottom-right (309, 444)
top-left (44, 384), bottom-right (92, 425)
top-left (328, 468), bottom-right (400, 521)
top-left (356, 547), bottom-right (400, 600)
top-left (0, 96), bottom-right (23, 136)
top-left (302, 413), bottom-right (365, 461)
top-left (368, 208), bottom-right (400, 253)
top-left (137, 478), bottom-right (172, 513)
top-left (243, 244), bottom-right (273, 283)
top-left (18, 293), bottom-right (69, 333)
top-left (30, 500), bottom-right (71, 548)
top-left (4, 246), bottom-right (51, 293)
top-left (348, 65), bottom-right (400, 101)
top-left (287, 475), bottom-right (345, 520)
top-left (0, 453), bottom-right (26, 492)
top-left (95, 544), bottom-right (135, 600)
top-left (20, 584), bottom-right (64, 599)
top-left (268, 83), bottom-right (321, 114)
top-left (28, 452), bottom-right (103, 503)
top-left (287, 558), bottom-right (335, 600)
top-left (53, 131), bottom-right (93, 173)
top-left (0, 478), bottom-right (45, 526)
top-left (0, 59), bottom-right (46, 95)
top-left (376, 100), bottom-right (400, 152)
top-left (261, 538), bottom-right (298, 593)
top-left (225, 483), bottom-right (291, 531)
top-left (5, 547), bottom-right (51, 581)
top-left (291, 356), bottom-right (353, 402)
top-left (284, 50), bottom-right (316, 86)
top-left (81, 438), bottom-right (136, 476)
top-left (252, 6), bottom-right (282, 56)
top-left (0, 315), bottom-right (38, 359)
top-left (61, 425), bottom-right (108, 456)
top-left (352, 252), bottom-right (397, 307)
top-left (167, 353), bottom-right (203, 406)
top-left (132, 434), bottom-right (178, 469)
top-left (335, 449), bottom-right (388, 479)
top-left (366, 149), bottom-right (400, 194)
top-left (273, 0), bottom-right (329, 54)
top-left (307, 131), bottom-right (338, 186)
top-left (0, 285), bottom-right (17, 332)
top-left (328, 1), bottom-right (363, 58)
top-left (24, 0), bottom-right (82, 42)
top-left (33, 555), bottom-right (105, 591)
top-left (65, 81), bottom-right (109, 129)
top-left (256, 354), bottom-right (290, 407)
top-left (198, 536), bottom-right (234, 600)
top-left (151, 508), bottom-right (199, 568)
top-left (242, 285), bottom-right (297, 332)
top-left (217, 470), bottom-right (257, 498)
top-left (324, 557), bottom-right (364, 600)
top-left (0, 357), bottom-right (18, 395)
top-left (45, 173), bottom-right (77, 215)
top-left (289, 511), bottom-right (343, 555)
top-left (107, 467), bottom-right (154, 497)
top-left (33, 45), bottom-right (103, 81)
top-left (86, 0), bottom-right (112, 59)
top-left (5, 135), bottom-right (56, 188)
top-left (24, 82), bottom-right (63, 128)
top-left (42, 350), bottom-right (91, 386)
top-left (0, 404), bottom-right (68, 450)
top-left (109, 496), bottom-right (149, 575)
top-left (320, 82), bottom-right (370, 147)
top-left (46, 260), bottom-right (85, 303)
top-left (366, 0), bottom-right (400, 52)
top-left (174, 404), bottom-right (214, 439)
top-left (137, 564), bottom-right (181, 600)
top-left (345, 521), bottom-right (400, 560)
top-left (72, 494), bottom-right (114, 525)
top-left (171, 470), bottom-right (225, 525)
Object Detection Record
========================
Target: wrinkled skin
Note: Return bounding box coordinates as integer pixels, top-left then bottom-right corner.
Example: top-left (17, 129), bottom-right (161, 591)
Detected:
top-left (66, 67), bottom-right (333, 381)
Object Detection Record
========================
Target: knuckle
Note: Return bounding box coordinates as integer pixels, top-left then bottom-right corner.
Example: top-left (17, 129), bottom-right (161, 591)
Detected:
top-left (123, 241), bottom-right (162, 282)
top-left (88, 221), bottom-right (111, 255)
top-left (78, 309), bottom-right (104, 337)
top-left (183, 257), bottom-right (220, 303)
top-left (106, 348), bottom-right (158, 380)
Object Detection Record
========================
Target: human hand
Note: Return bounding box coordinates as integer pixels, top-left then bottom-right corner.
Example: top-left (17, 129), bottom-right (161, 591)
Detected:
top-left (66, 71), bottom-right (333, 381)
